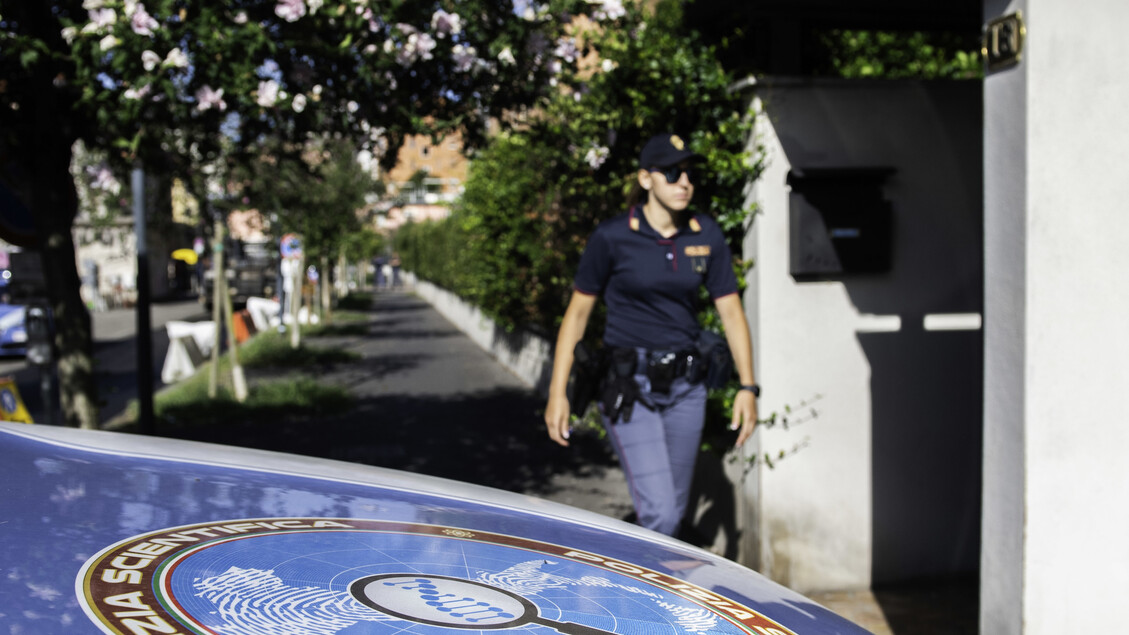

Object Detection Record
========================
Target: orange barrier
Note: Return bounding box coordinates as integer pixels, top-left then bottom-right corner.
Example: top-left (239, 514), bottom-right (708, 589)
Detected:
top-left (233, 309), bottom-right (257, 344)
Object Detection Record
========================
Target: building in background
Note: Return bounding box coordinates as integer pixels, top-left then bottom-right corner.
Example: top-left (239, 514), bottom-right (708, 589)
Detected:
top-left (371, 132), bottom-right (467, 234)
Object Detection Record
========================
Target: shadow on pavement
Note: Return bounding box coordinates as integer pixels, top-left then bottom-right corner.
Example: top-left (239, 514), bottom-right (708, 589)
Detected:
top-left (161, 386), bottom-right (620, 501)
top-left (873, 577), bottom-right (979, 635)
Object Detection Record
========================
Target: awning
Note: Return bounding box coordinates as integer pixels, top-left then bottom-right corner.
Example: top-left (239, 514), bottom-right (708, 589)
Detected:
top-left (171, 248), bottom-right (198, 265)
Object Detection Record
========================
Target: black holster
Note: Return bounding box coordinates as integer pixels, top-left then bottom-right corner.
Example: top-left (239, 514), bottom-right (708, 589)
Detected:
top-left (567, 341), bottom-right (606, 418)
top-left (602, 348), bottom-right (640, 424)
top-left (696, 329), bottom-right (734, 389)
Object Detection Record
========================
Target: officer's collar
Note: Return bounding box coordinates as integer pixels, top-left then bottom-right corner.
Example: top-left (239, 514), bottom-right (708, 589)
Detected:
top-left (628, 205), bottom-right (702, 235)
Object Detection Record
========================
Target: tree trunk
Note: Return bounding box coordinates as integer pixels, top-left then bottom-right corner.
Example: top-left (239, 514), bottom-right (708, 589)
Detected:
top-left (222, 273), bottom-right (247, 403)
top-left (208, 219), bottom-right (224, 398)
top-left (320, 255), bottom-right (332, 323)
top-left (24, 22), bottom-right (98, 428)
top-left (38, 177), bottom-right (99, 429)
top-left (336, 249), bottom-right (347, 297)
top-left (290, 254), bottom-right (303, 349)
top-left (357, 259), bottom-right (368, 290)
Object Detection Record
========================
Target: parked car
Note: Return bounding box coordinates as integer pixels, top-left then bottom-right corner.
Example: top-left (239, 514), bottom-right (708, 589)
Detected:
top-left (200, 238), bottom-right (279, 310)
top-left (0, 422), bottom-right (871, 634)
top-left (0, 302), bottom-right (27, 356)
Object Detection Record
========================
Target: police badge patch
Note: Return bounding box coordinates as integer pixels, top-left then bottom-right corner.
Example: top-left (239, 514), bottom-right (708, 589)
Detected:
top-left (686, 245), bottom-right (711, 273)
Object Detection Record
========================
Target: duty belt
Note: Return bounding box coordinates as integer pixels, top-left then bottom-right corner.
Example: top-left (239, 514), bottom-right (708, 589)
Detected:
top-left (609, 347), bottom-right (705, 394)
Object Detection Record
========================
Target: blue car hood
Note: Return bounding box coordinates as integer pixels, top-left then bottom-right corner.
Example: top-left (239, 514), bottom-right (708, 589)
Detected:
top-left (0, 423), bottom-right (869, 635)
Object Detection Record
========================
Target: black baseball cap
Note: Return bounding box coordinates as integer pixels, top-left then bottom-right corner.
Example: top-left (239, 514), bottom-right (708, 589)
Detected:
top-left (638, 133), bottom-right (703, 168)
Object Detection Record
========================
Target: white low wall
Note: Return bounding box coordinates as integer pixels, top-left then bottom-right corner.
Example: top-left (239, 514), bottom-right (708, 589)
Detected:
top-left (403, 273), bottom-right (554, 394)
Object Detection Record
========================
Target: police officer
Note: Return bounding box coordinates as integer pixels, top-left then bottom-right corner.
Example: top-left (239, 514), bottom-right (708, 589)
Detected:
top-left (544, 133), bottom-right (759, 537)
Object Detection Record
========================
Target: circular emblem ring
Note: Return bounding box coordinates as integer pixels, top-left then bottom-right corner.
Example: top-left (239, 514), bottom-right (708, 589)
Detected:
top-left (78, 518), bottom-right (796, 635)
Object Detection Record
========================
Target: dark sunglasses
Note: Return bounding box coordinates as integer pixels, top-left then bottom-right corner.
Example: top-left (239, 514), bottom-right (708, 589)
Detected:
top-left (649, 165), bottom-right (696, 184)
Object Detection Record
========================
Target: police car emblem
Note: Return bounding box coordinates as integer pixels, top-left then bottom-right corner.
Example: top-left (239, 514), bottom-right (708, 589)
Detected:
top-left (78, 517), bottom-right (797, 634)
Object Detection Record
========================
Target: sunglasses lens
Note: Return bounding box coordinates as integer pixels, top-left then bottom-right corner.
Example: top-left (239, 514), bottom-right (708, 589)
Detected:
top-left (660, 167), bottom-right (693, 184)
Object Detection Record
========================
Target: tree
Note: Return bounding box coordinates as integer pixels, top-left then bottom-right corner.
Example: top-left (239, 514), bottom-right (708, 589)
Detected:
top-left (0, 0), bottom-right (613, 427)
top-left (402, 0), bottom-right (759, 335)
top-left (239, 134), bottom-right (378, 321)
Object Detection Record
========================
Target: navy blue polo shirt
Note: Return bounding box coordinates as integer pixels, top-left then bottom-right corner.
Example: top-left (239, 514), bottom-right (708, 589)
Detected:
top-left (574, 206), bottom-right (738, 350)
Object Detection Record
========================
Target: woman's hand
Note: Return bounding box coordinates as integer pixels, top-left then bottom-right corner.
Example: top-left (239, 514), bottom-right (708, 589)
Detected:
top-left (544, 291), bottom-right (597, 449)
top-left (730, 389), bottom-right (759, 448)
top-left (544, 393), bottom-right (572, 447)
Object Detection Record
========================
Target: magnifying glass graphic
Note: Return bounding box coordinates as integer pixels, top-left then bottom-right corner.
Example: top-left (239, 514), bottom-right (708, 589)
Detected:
top-left (349, 573), bottom-right (617, 634)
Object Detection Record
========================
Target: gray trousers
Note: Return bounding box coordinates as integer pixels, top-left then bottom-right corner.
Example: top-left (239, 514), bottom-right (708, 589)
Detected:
top-left (603, 368), bottom-right (707, 537)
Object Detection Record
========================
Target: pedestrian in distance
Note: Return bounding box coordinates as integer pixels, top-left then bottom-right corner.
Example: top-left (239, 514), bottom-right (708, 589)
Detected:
top-left (544, 133), bottom-right (760, 537)
top-left (373, 254), bottom-right (387, 289)
top-left (390, 252), bottom-right (403, 288)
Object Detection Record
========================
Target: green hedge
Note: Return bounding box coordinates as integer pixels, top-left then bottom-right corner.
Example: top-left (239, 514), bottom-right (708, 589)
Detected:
top-left (396, 0), bottom-right (761, 338)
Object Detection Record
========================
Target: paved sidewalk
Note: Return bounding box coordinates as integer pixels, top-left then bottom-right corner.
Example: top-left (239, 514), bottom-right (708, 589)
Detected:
top-left (160, 289), bottom-right (976, 635)
top-left (164, 290), bottom-right (634, 522)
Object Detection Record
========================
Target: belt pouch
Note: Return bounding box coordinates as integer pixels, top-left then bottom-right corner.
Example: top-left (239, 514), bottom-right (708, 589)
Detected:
top-left (646, 351), bottom-right (679, 394)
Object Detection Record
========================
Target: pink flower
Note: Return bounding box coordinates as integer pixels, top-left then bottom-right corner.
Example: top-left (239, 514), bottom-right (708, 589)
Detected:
top-left (164, 48), bottom-right (188, 68)
top-left (195, 85), bottom-right (227, 112)
top-left (141, 50), bottom-right (160, 71)
top-left (274, 0), bottom-right (305, 22)
top-left (584, 144), bottom-right (609, 169)
top-left (396, 32), bottom-right (436, 66)
top-left (590, 0), bottom-right (625, 21)
top-left (451, 44), bottom-right (477, 73)
top-left (90, 8), bottom-right (116, 27)
top-left (413, 33), bottom-right (436, 60)
top-left (430, 10), bottom-right (462, 38)
top-left (123, 84), bottom-right (152, 101)
top-left (257, 80), bottom-right (280, 107)
top-left (89, 165), bottom-right (121, 193)
top-left (554, 37), bottom-right (578, 63)
top-left (130, 4), bottom-right (159, 36)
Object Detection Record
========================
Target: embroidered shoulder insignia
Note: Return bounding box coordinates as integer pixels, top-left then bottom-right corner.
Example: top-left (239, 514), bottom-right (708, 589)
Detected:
top-left (689, 217), bottom-right (702, 232)
top-left (629, 215), bottom-right (640, 231)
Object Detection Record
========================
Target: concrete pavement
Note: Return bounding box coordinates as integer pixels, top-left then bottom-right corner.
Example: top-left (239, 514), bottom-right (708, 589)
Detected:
top-left (160, 290), bottom-right (635, 522)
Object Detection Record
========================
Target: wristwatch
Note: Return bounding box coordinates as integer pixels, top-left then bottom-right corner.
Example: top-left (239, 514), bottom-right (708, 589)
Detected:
top-left (739, 384), bottom-right (761, 397)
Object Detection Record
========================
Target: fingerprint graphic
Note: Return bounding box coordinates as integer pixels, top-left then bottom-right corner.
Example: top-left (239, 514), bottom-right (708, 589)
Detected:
top-left (193, 567), bottom-right (389, 635)
top-left (474, 559), bottom-right (575, 594)
top-left (656, 602), bottom-right (722, 633)
top-left (475, 560), bottom-right (717, 632)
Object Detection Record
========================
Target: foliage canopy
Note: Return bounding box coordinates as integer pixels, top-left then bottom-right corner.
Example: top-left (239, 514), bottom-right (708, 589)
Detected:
top-left (0, 0), bottom-right (623, 427)
top-left (397, 0), bottom-right (761, 336)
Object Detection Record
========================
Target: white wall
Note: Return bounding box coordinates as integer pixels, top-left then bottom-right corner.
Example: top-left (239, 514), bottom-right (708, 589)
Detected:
top-left (744, 79), bottom-right (983, 592)
top-left (982, 0), bottom-right (1129, 632)
top-left (406, 273), bottom-right (554, 391)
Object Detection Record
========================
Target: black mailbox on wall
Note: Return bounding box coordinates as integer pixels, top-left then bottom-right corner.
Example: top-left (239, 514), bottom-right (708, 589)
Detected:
top-left (788, 167), bottom-right (895, 278)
